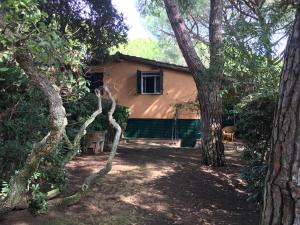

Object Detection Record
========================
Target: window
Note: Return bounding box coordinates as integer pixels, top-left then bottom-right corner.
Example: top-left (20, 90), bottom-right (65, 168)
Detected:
top-left (142, 72), bottom-right (161, 94)
top-left (87, 72), bottom-right (103, 93)
top-left (137, 70), bottom-right (163, 94)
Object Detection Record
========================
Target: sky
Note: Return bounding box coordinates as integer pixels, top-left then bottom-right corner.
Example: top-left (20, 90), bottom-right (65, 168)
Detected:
top-left (112, 0), bottom-right (153, 39)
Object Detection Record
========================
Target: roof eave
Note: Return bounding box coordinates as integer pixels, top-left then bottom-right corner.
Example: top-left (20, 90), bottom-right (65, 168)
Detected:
top-left (113, 52), bottom-right (190, 73)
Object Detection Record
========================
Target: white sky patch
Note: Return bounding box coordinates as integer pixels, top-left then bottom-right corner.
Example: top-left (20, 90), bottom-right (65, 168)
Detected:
top-left (112, 0), bottom-right (153, 39)
top-left (272, 33), bottom-right (288, 56)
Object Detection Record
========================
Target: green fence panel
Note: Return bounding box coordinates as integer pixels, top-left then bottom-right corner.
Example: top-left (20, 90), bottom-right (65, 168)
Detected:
top-left (125, 119), bottom-right (202, 147)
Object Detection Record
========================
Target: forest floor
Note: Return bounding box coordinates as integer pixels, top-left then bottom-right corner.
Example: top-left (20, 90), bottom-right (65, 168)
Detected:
top-left (1, 143), bottom-right (260, 225)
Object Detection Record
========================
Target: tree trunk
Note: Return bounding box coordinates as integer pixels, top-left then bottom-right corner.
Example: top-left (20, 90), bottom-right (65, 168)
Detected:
top-left (0, 49), bottom-right (67, 214)
top-left (200, 83), bottom-right (224, 166)
top-left (261, 4), bottom-right (300, 225)
top-left (163, 0), bottom-right (225, 166)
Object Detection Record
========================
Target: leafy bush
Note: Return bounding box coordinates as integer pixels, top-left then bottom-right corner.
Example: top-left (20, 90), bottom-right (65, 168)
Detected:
top-left (237, 95), bottom-right (276, 206)
top-left (241, 151), bottom-right (268, 206)
top-left (29, 184), bottom-right (48, 214)
top-left (237, 95), bottom-right (276, 157)
top-left (40, 144), bottom-right (69, 192)
top-left (0, 63), bottom-right (49, 181)
top-left (65, 92), bottom-right (129, 140)
top-left (26, 172), bottom-right (49, 214)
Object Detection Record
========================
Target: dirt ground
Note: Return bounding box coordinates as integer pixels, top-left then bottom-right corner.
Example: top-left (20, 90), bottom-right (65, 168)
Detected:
top-left (1, 143), bottom-right (260, 225)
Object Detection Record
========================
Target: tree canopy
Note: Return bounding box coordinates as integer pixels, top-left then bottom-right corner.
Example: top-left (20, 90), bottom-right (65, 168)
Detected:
top-left (111, 38), bottom-right (187, 65)
top-left (39, 0), bottom-right (128, 63)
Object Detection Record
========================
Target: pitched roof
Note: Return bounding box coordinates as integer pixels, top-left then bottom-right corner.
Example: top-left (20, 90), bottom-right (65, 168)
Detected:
top-left (113, 52), bottom-right (190, 73)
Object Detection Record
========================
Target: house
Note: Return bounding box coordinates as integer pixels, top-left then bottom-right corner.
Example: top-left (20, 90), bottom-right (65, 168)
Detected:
top-left (89, 52), bottom-right (201, 147)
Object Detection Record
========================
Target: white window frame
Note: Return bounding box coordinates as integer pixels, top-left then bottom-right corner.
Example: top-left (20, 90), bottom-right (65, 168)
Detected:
top-left (141, 71), bottom-right (161, 95)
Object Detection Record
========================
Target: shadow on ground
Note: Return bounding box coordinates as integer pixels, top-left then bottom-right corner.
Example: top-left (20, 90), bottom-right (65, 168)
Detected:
top-left (1, 145), bottom-right (260, 225)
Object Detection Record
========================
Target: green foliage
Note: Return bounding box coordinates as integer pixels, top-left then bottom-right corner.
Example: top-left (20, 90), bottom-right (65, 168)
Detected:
top-left (39, 0), bottom-right (128, 63)
top-left (237, 95), bottom-right (276, 150)
top-left (237, 95), bottom-right (276, 206)
top-left (40, 144), bottom-right (69, 192)
top-left (112, 36), bottom-right (189, 66)
top-left (65, 93), bottom-right (129, 139)
top-left (27, 172), bottom-right (48, 214)
top-left (111, 103), bottom-right (130, 132)
top-left (223, 44), bottom-right (281, 111)
top-left (1, 0), bottom-right (89, 101)
top-left (220, 2), bottom-right (293, 206)
top-left (0, 61), bottom-right (49, 181)
top-left (29, 183), bottom-right (48, 214)
top-left (224, 2), bottom-right (294, 59)
top-left (0, 0), bottom-right (123, 158)
top-left (111, 38), bottom-right (160, 60)
top-left (241, 152), bottom-right (268, 207)
top-left (1, 181), bottom-right (10, 200)
top-left (222, 1), bottom-right (294, 112)
top-left (137, 1), bottom-right (188, 65)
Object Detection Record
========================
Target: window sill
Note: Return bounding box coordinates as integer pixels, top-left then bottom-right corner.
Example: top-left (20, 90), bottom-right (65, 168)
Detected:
top-left (140, 92), bottom-right (162, 95)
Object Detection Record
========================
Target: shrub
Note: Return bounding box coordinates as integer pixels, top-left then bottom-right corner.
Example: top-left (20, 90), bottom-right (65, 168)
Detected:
top-left (40, 143), bottom-right (69, 192)
top-left (237, 95), bottom-right (276, 159)
top-left (0, 63), bottom-right (49, 181)
top-left (65, 92), bottom-right (129, 140)
top-left (237, 94), bottom-right (276, 206)
top-left (29, 184), bottom-right (48, 214)
top-left (240, 150), bottom-right (268, 206)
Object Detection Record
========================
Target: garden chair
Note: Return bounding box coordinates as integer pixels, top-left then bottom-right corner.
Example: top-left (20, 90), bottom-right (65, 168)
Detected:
top-left (83, 131), bottom-right (106, 154)
top-left (222, 126), bottom-right (237, 142)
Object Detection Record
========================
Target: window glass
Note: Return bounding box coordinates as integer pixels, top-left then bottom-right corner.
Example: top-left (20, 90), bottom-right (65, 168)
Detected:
top-left (143, 76), bottom-right (155, 93)
top-left (141, 71), bottom-right (161, 94)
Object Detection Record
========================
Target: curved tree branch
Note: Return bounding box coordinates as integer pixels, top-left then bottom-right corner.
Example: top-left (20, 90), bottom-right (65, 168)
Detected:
top-left (62, 89), bottom-right (103, 165)
top-left (48, 86), bottom-right (122, 209)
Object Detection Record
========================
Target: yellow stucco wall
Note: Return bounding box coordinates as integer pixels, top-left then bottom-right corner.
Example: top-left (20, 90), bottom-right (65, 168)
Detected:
top-left (94, 61), bottom-right (200, 119)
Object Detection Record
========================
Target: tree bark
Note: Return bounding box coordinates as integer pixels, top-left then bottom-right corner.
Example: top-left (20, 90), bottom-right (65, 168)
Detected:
top-left (48, 86), bottom-right (122, 209)
top-left (261, 4), bottom-right (300, 225)
top-left (199, 84), bottom-right (224, 166)
top-left (163, 0), bottom-right (225, 166)
top-left (0, 49), bottom-right (67, 214)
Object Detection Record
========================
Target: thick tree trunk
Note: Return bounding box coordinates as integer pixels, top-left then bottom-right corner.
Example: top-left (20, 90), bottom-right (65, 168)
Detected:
top-left (261, 4), bottom-right (300, 225)
top-left (0, 49), bottom-right (67, 214)
top-left (200, 84), bottom-right (225, 166)
top-left (163, 0), bottom-right (225, 166)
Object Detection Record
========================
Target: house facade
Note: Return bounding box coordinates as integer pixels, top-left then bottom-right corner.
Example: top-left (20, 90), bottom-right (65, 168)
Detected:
top-left (90, 53), bottom-right (201, 147)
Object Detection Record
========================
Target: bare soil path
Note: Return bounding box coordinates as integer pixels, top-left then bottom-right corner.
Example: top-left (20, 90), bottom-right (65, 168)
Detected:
top-left (1, 144), bottom-right (260, 225)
